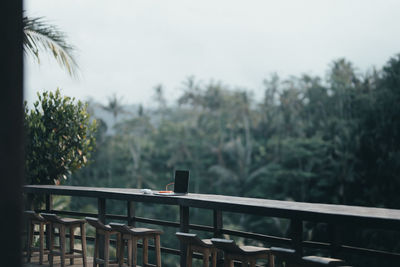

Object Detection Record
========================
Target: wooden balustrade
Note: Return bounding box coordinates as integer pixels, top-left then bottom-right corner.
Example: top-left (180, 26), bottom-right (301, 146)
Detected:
top-left (24, 185), bottom-right (400, 266)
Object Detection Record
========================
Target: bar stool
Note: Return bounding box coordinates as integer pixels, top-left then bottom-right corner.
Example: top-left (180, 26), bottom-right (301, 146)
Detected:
top-left (109, 223), bottom-right (163, 267)
top-left (41, 213), bottom-right (87, 267)
top-left (270, 247), bottom-right (300, 267)
top-left (86, 217), bottom-right (121, 267)
top-left (25, 211), bottom-right (50, 265)
top-left (176, 232), bottom-right (218, 267)
top-left (211, 238), bottom-right (273, 267)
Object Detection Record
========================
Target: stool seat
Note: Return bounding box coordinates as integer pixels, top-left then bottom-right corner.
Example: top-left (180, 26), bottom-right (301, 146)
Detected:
top-left (239, 245), bottom-right (270, 255)
top-left (176, 232), bottom-right (214, 248)
top-left (60, 218), bottom-right (86, 224)
top-left (25, 210), bottom-right (48, 223)
top-left (86, 217), bottom-right (114, 232)
top-left (128, 227), bottom-right (163, 236)
top-left (201, 239), bottom-right (214, 247)
top-left (302, 256), bottom-right (345, 266)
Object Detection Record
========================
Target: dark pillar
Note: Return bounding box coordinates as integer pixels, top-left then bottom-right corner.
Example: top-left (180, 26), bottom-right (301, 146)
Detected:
top-left (0, 1), bottom-right (23, 267)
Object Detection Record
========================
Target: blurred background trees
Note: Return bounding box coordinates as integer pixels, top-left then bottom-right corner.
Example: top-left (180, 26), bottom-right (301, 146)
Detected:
top-left (46, 54), bottom-right (400, 266)
top-left (67, 55), bottom-right (400, 209)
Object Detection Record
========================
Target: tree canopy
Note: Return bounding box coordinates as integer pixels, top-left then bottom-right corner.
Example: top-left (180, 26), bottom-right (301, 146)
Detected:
top-left (25, 89), bottom-right (97, 185)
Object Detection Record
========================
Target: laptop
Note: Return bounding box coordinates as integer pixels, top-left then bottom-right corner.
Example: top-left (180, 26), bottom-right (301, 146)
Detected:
top-left (155, 170), bottom-right (189, 196)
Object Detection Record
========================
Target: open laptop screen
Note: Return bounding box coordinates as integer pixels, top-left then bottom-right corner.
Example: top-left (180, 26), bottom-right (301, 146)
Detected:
top-left (174, 170), bottom-right (189, 194)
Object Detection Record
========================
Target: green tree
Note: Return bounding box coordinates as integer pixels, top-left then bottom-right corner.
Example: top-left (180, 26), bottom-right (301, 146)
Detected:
top-left (24, 89), bottom-right (97, 184)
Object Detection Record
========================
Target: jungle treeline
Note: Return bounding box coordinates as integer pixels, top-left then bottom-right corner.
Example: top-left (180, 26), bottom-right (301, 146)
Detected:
top-left (66, 55), bottom-right (400, 266)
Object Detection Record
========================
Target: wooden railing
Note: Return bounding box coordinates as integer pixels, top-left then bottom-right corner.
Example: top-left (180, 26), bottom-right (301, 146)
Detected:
top-left (23, 185), bottom-right (400, 266)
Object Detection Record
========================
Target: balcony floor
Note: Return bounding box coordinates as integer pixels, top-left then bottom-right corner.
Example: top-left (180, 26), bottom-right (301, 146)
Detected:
top-left (23, 253), bottom-right (93, 267)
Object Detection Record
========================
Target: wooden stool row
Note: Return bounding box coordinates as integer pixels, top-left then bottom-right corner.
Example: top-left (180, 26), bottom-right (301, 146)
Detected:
top-left (25, 211), bottom-right (163, 267)
top-left (25, 211), bottom-right (348, 267)
top-left (177, 232), bottom-right (349, 267)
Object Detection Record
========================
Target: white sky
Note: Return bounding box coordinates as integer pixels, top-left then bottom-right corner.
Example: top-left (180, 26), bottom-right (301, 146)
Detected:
top-left (24, 0), bottom-right (400, 106)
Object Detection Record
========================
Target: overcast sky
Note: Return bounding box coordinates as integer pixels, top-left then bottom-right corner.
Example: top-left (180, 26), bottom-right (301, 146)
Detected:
top-left (24, 0), bottom-right (400, 106)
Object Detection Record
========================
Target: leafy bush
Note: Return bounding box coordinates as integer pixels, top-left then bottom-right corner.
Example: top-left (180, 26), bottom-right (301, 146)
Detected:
top-left (24, 89), bottom-right (97, 184)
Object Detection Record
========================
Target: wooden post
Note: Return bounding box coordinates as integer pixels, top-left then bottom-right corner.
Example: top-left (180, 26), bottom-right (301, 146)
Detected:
top-left (127, 201), bottom-right (135, 227)
top-left (45, 194), bottom-right (53, 249)
top-left (180, 205), bottom-right (190, 267)
top-left (213, 210), bottom-right (223, 238)
top-left (98, 198), bottom-right (106, 267)
top-left (290, 218), bottom-right (303, 257)
top-left (329, 224), bottom-right (341, 258)
top-left (213, 210), bottom-right (224, 267)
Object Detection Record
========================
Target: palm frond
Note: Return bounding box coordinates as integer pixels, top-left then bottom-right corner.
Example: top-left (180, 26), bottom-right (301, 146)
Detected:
top-left (23, 16), bottom-right (78, 76)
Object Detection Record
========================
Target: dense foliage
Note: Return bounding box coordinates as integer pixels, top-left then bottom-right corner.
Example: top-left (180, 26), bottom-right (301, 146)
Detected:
top-left (25, 89), bottom-right (97, 184)
top-left (66, 55), bottom-right (400, 266)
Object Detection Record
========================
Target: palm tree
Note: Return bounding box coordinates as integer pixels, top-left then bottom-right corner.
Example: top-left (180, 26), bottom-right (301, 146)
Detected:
top-left (23, 15), bottom-right (78, 76)
top-left (101, 94), bottom-right (126, 124)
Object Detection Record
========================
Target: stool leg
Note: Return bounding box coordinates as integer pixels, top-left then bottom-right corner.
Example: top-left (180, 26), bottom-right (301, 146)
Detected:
top-left (115, 233), bottom-right (119, 265)
top-left (49, 224), bottom-right (54, 267)
top-left (104, 233), bottom-right (110, 267)
top-left (60, 226), bottom-right (66, 267)
top-left (127, 239), bottom-right (132, 267)
top-left (155, 235), bottom-right (161, 267)
top-left (132, 237), bottom-right (138, 267)
top-left (268, 254), bottom-right (274, 267)
top-left (202, 249), bottom-right (210, 267)
top-left (249, 258), bottom-right (256, 267)
top-left (118, 235), bottom-right (124, 267)
top-left (46, 223), bottom-right (51, 262)
top-left (39, 222), bottom-right (45, 265)
top-left (70, 226), bottom-right (75, 265)
top-left (81, 223), bottom-right (87, 267)
top-left (142, 237), bottom-right (148, 267)
top-left (211, 249), bottom-right (217, 267)
top-left (93, 232), bottom-right (99, 267)
top-left (187, 245), bottom-right (193, 267)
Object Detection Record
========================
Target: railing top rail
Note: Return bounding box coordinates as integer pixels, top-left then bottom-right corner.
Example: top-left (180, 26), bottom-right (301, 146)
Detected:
top-left (24, 185), bottom-right (400, 229)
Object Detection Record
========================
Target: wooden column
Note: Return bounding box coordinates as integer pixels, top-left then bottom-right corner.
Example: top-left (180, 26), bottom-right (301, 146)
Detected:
top-left (290, 218), bottom-right (303, 257)
top-left (127, 201), bottom-right (135, 227)
top-left (98, 198), bottom-right (106, 267)
top-left (213, 210), bottom-right (224, 267)
top-left (180, 205), bottom-right (190, 267)
top-left (329, 224), bottom-right (341, 258)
